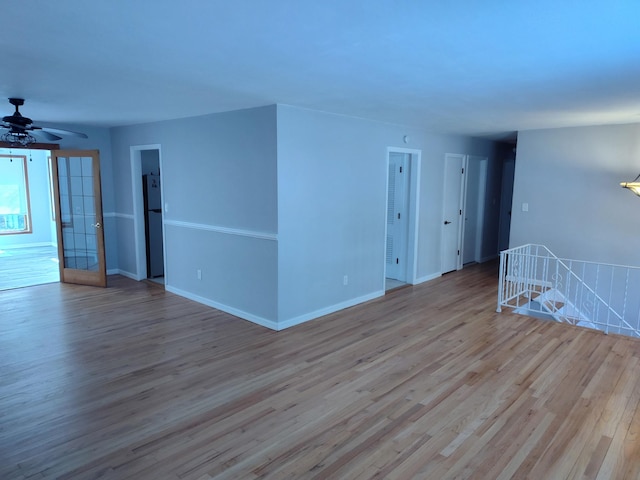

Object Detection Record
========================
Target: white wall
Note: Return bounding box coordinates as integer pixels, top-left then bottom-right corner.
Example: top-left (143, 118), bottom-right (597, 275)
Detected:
top-left (276, 105), bottom-right (508, 327)
top-left (110, 106), bottom-right (279, 323)
top-left (108, 103), bottom-right (507, 329)
top-left (510, 123), bottom-right (640, 266)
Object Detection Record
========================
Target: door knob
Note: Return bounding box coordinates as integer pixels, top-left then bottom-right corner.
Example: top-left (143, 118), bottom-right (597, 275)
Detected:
top-left (92, 222), bottom-right (102, 228)
top-left (444, 220), bottom-right (452, 225)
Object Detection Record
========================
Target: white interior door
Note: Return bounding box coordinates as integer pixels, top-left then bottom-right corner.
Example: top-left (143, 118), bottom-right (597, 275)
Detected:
top-left (386, 153), bottom-right (409, 281)
top-left (442, 153), bottom-right (465, 273)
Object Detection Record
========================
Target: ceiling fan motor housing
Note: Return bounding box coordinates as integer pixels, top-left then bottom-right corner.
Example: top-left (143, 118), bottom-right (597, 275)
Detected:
top-left (3, 98), bottom-right (33, 128)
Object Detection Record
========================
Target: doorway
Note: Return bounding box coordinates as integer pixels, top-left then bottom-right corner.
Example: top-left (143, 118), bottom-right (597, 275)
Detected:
top-left (384, 147), bottom-right (421, 291)
top-left (0, 148), bottom-right (59, 290)
top-left (442, 154), bottom-right (490, 273)
top-left (131, 145), bottom-right (165, 284)
top-left (498, 158), bottom-right (515, 252)
top-left (462, 156), bottom-right (488, 265)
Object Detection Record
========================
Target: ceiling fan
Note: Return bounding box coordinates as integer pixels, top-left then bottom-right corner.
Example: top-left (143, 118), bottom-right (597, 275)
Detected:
top-left (0, 98), bottom-right (88, 147)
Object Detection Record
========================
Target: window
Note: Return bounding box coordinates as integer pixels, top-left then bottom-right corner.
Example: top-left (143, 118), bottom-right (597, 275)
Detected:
top-left (0, 155), bottom-right (32, 235)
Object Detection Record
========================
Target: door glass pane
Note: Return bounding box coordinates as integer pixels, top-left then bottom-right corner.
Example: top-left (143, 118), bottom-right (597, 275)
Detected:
top-left (58, 156), bottom-right (99, 272)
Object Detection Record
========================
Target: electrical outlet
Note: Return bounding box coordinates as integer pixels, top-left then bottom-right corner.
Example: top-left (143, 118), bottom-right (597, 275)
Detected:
top-left (343, 275), bottom-right (348, 285)
top-left (197, 269), bottom-right (202, 280)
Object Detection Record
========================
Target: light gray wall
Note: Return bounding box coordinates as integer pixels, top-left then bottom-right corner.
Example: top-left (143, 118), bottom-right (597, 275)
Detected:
top-left (108, 103), bottom-right (507, 329)
top-left (276, 106), bottom-right (400, 324)
top-left (109, 106), bottom-right (279, 322)
top-left (510, 123), bottom-right (640, 266)
top-left (276, 105), bottom-right (507, 326)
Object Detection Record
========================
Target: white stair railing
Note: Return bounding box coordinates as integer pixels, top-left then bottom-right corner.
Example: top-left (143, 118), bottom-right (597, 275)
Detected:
top-left (497, 244), bottom-right (640, 337)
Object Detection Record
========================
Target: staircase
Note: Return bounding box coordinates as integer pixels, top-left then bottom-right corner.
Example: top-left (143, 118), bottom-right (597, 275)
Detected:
top-left (521, 288), bottom-right (598, 330)
top-left (497, 244), bottom-right (640, 338)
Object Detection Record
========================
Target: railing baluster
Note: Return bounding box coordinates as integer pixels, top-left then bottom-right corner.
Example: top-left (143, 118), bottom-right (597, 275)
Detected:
top-left (580, 262), bottom-right (586, 326)
top-left (566, 259), bottom-right (573, 324)
top-left (497, 252), bottom-right (504, 312)
top-left (622, 267), bottom-right (630, 335)
top-left (497, 244), bottom-right (639, 339)
top-left (607, 266), bottom-right (614, 334)
top-left (554, 256), bottom-right (558, 317)
top-left (595, 264), bottom-right (605, 334)
top-left (637, 296), bottom-right (640, 338)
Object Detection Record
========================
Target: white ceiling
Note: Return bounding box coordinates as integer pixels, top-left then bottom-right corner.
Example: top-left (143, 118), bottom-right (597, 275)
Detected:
top-left (2, 1), bottom-right (639, 142)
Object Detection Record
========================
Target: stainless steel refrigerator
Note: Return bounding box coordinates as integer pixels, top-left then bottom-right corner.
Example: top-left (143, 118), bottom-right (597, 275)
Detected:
top-left (143, 174), bottom-right (164, 278)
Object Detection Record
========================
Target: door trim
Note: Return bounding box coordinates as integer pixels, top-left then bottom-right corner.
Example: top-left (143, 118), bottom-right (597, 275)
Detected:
top-left (384, 147), bottom-right (421, 287)
top-left (130, 144), bottom-right (165, 282)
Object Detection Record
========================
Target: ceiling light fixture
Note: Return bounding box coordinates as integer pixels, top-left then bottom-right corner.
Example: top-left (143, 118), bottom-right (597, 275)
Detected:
top-left (0, 130), bottom-right (36, 147)
top-left (620, 174), bottom-right (640, 197)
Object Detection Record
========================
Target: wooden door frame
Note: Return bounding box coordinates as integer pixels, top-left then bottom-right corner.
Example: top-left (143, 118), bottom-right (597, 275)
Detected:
top-left (383, 147), bottom-right (421, 288)
top-left (51, 149), bottom-right (106, 287)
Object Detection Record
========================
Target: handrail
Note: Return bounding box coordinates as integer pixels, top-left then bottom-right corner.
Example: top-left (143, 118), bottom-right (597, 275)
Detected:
top-left (532, 245), bottom-right (629, 329)
top-left (497, 244), bottom-right (640, 338)
top-left (508, 244), bottom-right (640, 271)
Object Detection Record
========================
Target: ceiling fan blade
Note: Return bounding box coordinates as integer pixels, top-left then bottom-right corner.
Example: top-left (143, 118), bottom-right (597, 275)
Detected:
top-left (41, 126), bottom-right (88, 139)
top-left (35, 130), bottom-right (63, 141)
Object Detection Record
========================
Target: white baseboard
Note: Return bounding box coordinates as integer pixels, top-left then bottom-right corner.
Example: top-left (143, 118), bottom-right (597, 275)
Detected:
top-left (0, 242), bottom-right (54, 249)
top-left (107, 269), bottom-right (138, 280)
top-left (165, 285), bottom-right (279, 331)
top-left (413, 272), bottom-right (441, 284)
top-left (163, 286), bottom-right (385, 332)
top-left (277, 290), bottom-right (385, 331)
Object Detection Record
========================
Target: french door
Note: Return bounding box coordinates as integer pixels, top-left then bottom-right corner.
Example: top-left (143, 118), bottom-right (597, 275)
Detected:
top-left (51, 150), bottom-right (107, 287)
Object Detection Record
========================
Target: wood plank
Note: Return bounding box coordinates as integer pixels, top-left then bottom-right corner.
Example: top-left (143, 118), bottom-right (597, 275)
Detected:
top-left (2, 261), bottom-right (640, 478)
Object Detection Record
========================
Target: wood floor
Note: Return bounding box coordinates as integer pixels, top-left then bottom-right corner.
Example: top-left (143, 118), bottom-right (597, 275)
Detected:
top-left (0, 245), bottom-right (60, 290)
top-left (2, 262), bottom-right (640, 479)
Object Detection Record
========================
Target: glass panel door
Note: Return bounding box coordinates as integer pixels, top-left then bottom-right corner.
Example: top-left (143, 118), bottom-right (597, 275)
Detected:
top-left (51, 150), bottom-right (106, 287)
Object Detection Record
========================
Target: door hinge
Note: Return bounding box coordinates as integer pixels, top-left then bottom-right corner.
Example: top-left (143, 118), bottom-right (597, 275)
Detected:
top-left (461, 167), bottom-right (464, 174)
top-left (396, 258), bottom-right (399, 264)
top-left (458, 250), bottom-right (460, 255)
top-left (397, 213), bottom-right (401, 219)
top-left (399, 166), bottom-right (403, 173)
top-left (459, 209), bottom-right (462, 215)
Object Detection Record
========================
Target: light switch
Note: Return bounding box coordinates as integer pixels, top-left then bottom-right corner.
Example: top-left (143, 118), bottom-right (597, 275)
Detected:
top-left (522, 202), bottom-right (529, 212)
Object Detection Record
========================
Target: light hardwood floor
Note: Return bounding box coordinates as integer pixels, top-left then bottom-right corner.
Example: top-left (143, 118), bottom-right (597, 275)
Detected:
top-left (2, 262), bottom-right (640, 479)
top-left (0, 245), bottom-right (60, 290)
